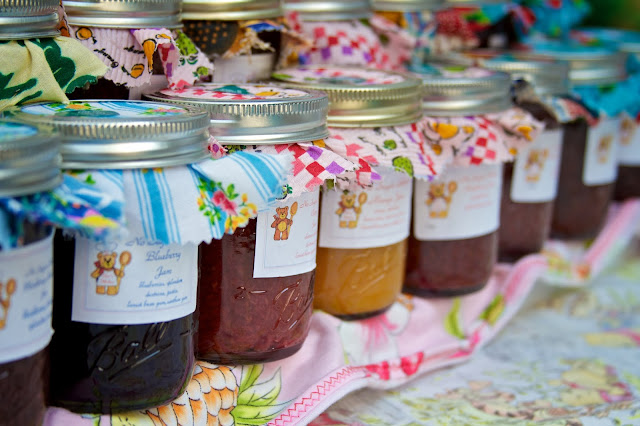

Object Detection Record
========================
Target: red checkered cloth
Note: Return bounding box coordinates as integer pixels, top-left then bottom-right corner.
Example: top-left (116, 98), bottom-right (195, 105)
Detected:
top-left (419, 107), bottom-right (544, 167)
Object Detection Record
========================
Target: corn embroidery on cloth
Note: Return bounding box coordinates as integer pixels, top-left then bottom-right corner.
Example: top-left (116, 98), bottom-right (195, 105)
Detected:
top-left (0, 37), bottom-right (107, 111)
top-left (0, 174), bottom-right (125, 249)
top-left (68, 26), bottom-right (213, 89)
top-left (235, 141), bottom-right (358, 198)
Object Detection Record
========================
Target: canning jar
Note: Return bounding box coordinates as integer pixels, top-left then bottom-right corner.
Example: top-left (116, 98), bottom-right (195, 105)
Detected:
top-left (272, 65), bottom-right (423, 318)
top-left (405, 66), bottom-right (513, 296)
top-left (147, 84), bottom-right (329, 362)
top-left (519, 43), bottom-right (628, 239)
top-left (182, 0), bottom-right (282, 83)
top-left (12, 100), bottom-right (212, 413)
top-left (64, 0), bottom-right (208, 100)
top-left (0, 121), bottom-right (60, 426)
top-left (575, 28), bottom-right (640, 200)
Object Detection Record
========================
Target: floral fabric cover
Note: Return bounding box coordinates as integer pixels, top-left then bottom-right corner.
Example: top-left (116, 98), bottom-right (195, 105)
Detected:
top-left (68, 26), bottom-right (213, 89)
top-left (0, 37), bottom-right (107, 111)
top-left (518, 0), bottom-right (591, 38)
top-left (43, 199), bottom-right (640, 426)
top-left (314, 236), bottom-right (640, 425)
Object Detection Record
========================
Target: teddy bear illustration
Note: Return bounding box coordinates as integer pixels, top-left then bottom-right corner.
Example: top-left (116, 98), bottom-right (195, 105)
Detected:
top-left (426, 181), bottom-right (458, 218)
top-left (597, 134), bottom-right (614, 163)
top-left (336, 191), bottom-right (368, 228)
top-left (524, 149), bottom-right (549, 182)
top-left (271, 202), bottom-right (298, 241)
top-left (90, 246), bottom-right (132, 296)
top-left (0, 278), bottom-right (16, 330)
top-left (620, 115), bottom-right (635, 146)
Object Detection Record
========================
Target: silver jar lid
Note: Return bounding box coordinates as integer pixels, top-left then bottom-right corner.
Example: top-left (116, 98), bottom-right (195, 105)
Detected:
top-left (372, 0), bottom-right (445, 12)
top-left (0, 120), bottom-right (61, 197)
top-left (182, 0), bottom-right (282, 21)
top-left (62, 0), bottom-right (182, 29)
top-left (145, 84), bottom-right (330, 145)
top-left (429, 50), bottom-right (571, 96)
top-left (283, 0), bottom-right (371, 21)
top-left (8, 100), bottom-right (211, 170)
top-left (517, 42), bottom-right (628, 87)
top-left (417, 64), bottom-right (512, 116)
top-left (0, 0), bottom-right (60, 40)
top-left (272, 66), bottom-right (423, 127)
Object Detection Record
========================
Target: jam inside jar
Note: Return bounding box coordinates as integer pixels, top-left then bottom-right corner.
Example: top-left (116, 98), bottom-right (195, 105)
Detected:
top-left (314, 171), bottom-right (413, 318)
top-left (0, 222), bottom-right (51, 426)
top-left (50, 232), bottom-right (195, 414)
top-left (197, 219), bottom-right (314, 364)
top-left (551, 118), bottom-right (618, 239)
top-left (405, 164), bottom-right (502, 297)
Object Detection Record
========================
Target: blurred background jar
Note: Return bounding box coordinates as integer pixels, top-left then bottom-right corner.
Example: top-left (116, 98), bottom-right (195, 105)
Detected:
top-left (273, 65), bottom-right (422, 319)
top-left (11, 100), bottom-right (211, 413)
top-left (147, 83), bottom-right (329, 363)
top-left (182, 0), bottom-right (284, 83)
top-left (518, 42), bottom-right (628, 239)
top-left (0, 120), bottom-right (60, 426)
top-left (405, 66), bottom-right (512, 296)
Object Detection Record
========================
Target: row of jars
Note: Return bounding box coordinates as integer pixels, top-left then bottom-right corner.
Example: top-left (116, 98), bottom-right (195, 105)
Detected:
top-left (1, 54), bottom-right (639, 422)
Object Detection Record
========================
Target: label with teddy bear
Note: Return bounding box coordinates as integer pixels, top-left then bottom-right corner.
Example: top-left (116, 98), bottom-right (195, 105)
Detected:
top-left (618, 112), bottom-right (640, 166)
top-left (583, 118), bottom-right (619, 186)
top-left (253, 189), bottom-right (320, 278)
top-left (71, 236), bottom-right (198, 325)
top-left (319, 169), bottom-right (413, 249)
top-left (414, 164), bottom-right (502, 240)
top-left (510, 129), bottom-right (563, 203)
top-left (0, 235), bottom-right (54, 364)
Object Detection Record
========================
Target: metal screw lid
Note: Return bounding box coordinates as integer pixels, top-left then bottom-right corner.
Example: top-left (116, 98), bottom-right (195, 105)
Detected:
top-left (372, 0), bottom-right (445, 12)
top-left (428, 50), bottom-right (571, 96)
top-left (416, 64), bottom-right (512, 116)
top-left (517, 41), bottom-right (628, 87)
top-left (182, 0), bottom-right (282, 21)
top-left (62, 0), bottom-right (182, 29)
top-left (8, 100), bottom-right (211, 170)
top-left (0, 120), bottom-right (61, 197)
top-left (145, 84), bottom-right (330, 145)
top-left (283, 0), bottom-right (371, 21)
top-left (0, 0), bottom-right (60, 40)
top-left (272, 66), bottom-right (423, 127)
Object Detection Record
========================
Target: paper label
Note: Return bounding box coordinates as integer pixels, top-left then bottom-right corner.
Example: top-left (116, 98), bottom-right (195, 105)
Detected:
top-left (583, 118), bottom-right (619, 186)
top-left (510, 129), bottom-right (563, 203)
top-left (254, 189), bottom-right (319, 278)
top-left (72, 236), bottom-right (197, 325)
top-left (618, 113), bottom-right (640, 166)
top-left (319, 170), bottom-right (413, 249)
top-left (0, 235), bottom-right (54, 364)
top-left (414, 164), bottom-right (502, 241)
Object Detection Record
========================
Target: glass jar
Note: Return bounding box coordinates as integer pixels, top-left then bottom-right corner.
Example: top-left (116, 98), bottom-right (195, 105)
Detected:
top-left (0, 120), bottom-right (61, 426)
top-left (272, 65), bottom-right (423, 316)
top-left (315, 170), bottom-right (413, 318)
top-left (405, 66), bottom-right (512, 296)
top-left (12, 100), bottom-right (211, 413)
top-left (63, 0), bottom-right (183, 100)
top-left (147, 83), bottom-right (329, 363)
top-left (518, 43), bottom-right (628, 239)
top-left (182, 0), bottom-right (282, 83)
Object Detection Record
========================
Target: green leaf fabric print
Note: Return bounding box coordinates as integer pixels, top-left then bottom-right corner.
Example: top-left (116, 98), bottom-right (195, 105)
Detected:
top-left (445, 298), bottom-right (466, 339)
top-left (480, 294), bottom-right (506, 326)
top-left (0, 37), bottom-right (106, 111)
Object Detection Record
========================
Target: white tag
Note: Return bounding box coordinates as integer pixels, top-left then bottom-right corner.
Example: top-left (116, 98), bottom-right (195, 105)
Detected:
top-left (414, 164), bottom-right (502, 241)
top-left (253, 189), bottom-right (319, 278)
top-left (319, 170), bottom-right (413, 249)
top-left (72, 236), bottom-right (197, 325)
top-left (510, 129), bottom-right (563, 203)
top-left (618, 113), bottom-right (640, 166)
top-left (583, 118), bottom-right (619, 186)
top-left (0, 235), bottom-right (54, 364)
